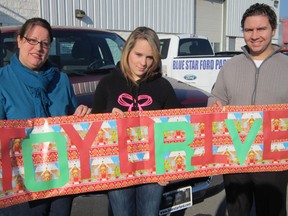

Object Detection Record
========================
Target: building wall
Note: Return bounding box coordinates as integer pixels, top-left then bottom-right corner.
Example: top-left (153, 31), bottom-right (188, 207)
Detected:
top-left (39, 0), bottom-right (195, 34)
top-left (0, 0), bottom-right (39, 26)
top-left (195, 0), bottom-right (224, 52)
top-left (0, 0), bottom-right (281, 51)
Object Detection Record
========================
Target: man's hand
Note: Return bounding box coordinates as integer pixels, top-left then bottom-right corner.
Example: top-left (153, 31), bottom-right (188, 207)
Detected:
top-left (209, 100), bottom-right (223, 109)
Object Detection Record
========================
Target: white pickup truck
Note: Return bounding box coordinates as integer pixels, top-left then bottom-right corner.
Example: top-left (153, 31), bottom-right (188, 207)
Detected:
top-left (159, 34), bottom-right (233, 93)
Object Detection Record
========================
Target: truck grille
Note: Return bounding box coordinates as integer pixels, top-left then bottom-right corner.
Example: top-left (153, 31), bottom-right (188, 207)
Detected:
top-left (72, 81), bottom-right (99, 96)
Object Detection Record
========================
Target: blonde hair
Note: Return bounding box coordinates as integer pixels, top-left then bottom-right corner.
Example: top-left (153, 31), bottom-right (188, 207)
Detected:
top-left (120, 26), bottom-right (161, 85)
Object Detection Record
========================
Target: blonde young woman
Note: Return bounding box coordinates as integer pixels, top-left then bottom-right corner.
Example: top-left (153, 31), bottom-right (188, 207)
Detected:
top-left (92, 26), bottom-right (182, 216)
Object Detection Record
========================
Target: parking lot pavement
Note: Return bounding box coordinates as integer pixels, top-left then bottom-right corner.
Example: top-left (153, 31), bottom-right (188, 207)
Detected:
top-left (71, 177), bottom-right (287, 216)
top-left (70, 177), bottom-right (225, 216)
top-left (71, 192), bottom-right (111, 216)
top-left (70, 190), bottom-right (227, 216)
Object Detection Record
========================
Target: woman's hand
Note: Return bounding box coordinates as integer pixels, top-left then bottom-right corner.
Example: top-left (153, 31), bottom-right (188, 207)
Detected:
top-left (112, 107), bottom-right (125, 117)
top-left (73, 105), bottom-right (92, 117)
top-left (158, 182), bottom-right (169, 186)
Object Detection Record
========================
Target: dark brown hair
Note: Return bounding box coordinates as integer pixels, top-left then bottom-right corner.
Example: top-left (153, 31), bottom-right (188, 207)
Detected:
top-left (241, 3), bottom-right (277, 31)
top-left (18, 17), bottom-right (53, 43)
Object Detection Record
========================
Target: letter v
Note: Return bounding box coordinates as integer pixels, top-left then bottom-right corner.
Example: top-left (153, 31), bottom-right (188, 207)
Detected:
top-left (225, 119), bottom-right (262, 165)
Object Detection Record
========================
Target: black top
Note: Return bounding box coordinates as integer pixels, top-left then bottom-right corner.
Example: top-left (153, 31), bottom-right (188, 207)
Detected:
top-left (92, 66), bottom-right (182, 113)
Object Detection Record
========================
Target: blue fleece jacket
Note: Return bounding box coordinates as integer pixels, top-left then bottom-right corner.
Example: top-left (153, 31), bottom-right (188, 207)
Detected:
top-left (0, 54), bottom-right (78, 120)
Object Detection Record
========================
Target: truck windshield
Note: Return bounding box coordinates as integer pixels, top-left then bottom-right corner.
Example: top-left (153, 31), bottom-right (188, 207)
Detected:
top-left (178, 38), bottom-right (214, 56)
top-left (50, 29), bottom-right (125, 75)
top-left (0, 28), bottom-right (125, 75)
top-left (160, 39), bottom-right (170, 59)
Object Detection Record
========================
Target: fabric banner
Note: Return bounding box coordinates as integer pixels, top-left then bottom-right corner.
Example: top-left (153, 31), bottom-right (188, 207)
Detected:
top-left (0, 104), bottom-right (288, 208)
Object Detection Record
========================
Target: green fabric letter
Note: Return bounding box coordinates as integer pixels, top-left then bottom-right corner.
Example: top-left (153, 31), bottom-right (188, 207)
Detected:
top-left (155, 121), bottom-right (194, 174)
top-left (225, 119), bottom-right (262, 165)
top-left (22, 132), bottom-right (69, 191)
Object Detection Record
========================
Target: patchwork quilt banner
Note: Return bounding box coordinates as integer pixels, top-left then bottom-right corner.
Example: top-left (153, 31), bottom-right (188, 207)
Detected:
top-left (0, 104), bottom-right (288, 208)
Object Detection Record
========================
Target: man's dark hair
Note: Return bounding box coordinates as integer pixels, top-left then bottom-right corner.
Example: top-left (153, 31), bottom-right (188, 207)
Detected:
top-left (241, 3), bottom-right (277, 30)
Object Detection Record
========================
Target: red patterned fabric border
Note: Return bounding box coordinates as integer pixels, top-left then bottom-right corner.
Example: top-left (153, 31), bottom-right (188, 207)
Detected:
top-left (0, 104), bottom-right (288, 208)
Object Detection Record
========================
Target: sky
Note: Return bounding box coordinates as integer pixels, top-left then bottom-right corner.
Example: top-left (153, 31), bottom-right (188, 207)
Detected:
top-left (280, 0), bottom-right (288, 18)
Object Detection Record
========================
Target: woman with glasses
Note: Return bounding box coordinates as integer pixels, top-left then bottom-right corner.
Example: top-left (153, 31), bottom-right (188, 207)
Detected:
top-left (0, 17), bottom-right (91, 215)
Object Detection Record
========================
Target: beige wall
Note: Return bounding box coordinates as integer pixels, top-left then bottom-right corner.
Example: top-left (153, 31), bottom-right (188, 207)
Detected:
top-left (195, 0), bottom-right (224, 51)
top-left (0, 0), bottom-right (39, 26)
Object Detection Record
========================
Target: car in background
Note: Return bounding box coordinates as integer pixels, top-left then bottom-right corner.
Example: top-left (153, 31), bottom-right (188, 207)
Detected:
top-left (0, 25), bottom-right (125, 107)
top-left (216, 50), bottom-right (288, 57)
top-left (0, 25), bottom-right (223, 215)
top-left (215, 51), bottom-right (243, 56)
top-left (0, 26), bottom-right (208, 108)
top-left (280, 49), bottom-right (288, 56)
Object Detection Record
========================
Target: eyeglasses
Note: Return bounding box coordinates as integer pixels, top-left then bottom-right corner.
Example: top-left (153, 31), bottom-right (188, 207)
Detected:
top-left (23, 36), bottom-right (51, 49)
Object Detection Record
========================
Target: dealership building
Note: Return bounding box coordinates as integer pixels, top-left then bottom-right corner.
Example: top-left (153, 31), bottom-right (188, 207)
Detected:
top-left (0, 0), bottom-right (281, 52)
